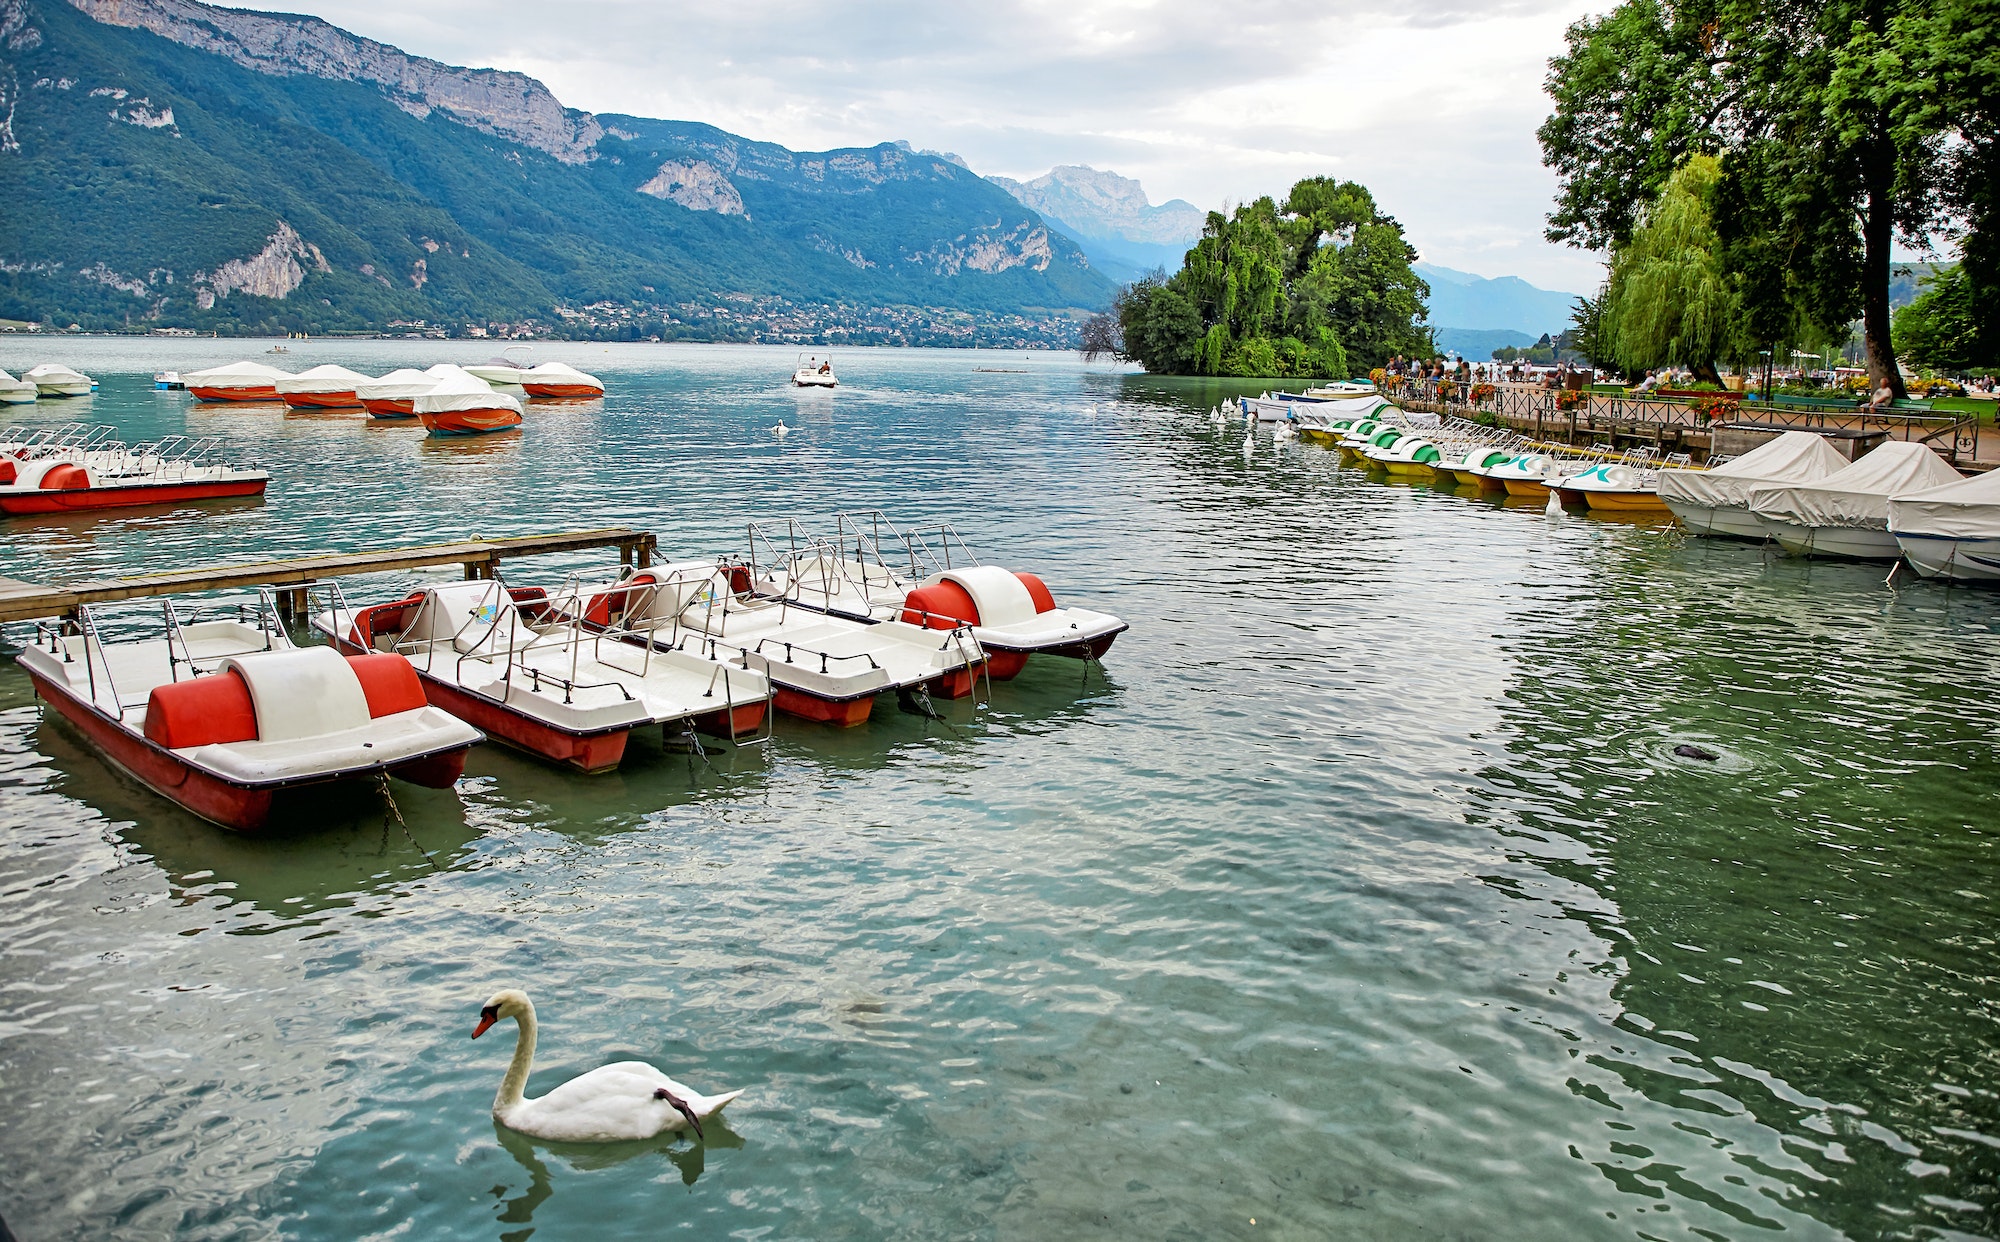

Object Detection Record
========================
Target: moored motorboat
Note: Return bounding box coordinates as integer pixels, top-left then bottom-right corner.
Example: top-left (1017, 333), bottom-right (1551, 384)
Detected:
top-left (277, 364), bottom-right (372, 409)
top-left (792, 354), bottom-right (838, 387)
top-left (1657, 430), bottom-right (1849, 539)
top-left (465, 346), bottom-right (535, 386)
top-left (15, 599), bottom-right (481, 832)
top-left (314, 578), bottom-right (770, 773)
top-left (1888, 469), bottom-right (2000, 581)
top-left (0, 435), bottom-right (269, 515)
top-left (578, 558), bottom-right (985, 726)
top-left (520, 362), bottom-right (604, 399)
top-left (154, 371), bottom-right (184, 390)
top-left (0, 370), bottom-right (37, 405)
top-left (184, 360), bottom-right (293, 402)
top-left (356, 366), bottom-right (444, 419)
top-left (1748, 441), bottom-right (1963, 559)
top-left (746, 512), bottom-right (1128, 681)
top-left (416, 367), bottom-right (524, 436)
top-left (24, 363), bottom-right (94, 397)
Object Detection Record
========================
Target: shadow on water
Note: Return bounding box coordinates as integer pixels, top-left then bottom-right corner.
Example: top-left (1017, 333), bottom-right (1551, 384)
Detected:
top-left (1465, 531), bottom-right (2000, 1237)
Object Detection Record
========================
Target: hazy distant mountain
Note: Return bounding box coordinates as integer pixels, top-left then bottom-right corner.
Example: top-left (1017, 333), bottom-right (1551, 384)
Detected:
top-left (1416, 263), bottom-right (1583, 340)
top-left (0, 0), bottom-right (1113, 335)
top-left (988, 166), bottom-right (1207, 284)
top-left (1432, 327), bottom-right (1542, 360)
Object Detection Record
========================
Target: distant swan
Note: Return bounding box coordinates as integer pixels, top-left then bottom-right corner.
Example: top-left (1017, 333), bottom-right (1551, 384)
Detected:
top-left (771, 421), bottom-right (789, 438)
top-left (472, 988), bottom-right (743, 1143)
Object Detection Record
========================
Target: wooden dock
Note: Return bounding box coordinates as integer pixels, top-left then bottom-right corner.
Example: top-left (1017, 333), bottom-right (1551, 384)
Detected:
top-left (0, 527), bottom-right (655, 625)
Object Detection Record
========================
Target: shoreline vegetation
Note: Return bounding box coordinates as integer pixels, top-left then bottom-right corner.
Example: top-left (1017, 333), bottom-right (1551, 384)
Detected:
top-left (1083, 178), bottom-right (1432, 380)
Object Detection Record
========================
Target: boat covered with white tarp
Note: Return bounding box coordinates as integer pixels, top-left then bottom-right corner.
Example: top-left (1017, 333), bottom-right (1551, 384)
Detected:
top-left (1887, 468), bottom-right (2000, 581)
top-left (185, 360), bottom-right (293, 402)
top-left (1657, 430), bottom-right (1850, 539)
top-left (1747, 441), bottom-right (1963, 559)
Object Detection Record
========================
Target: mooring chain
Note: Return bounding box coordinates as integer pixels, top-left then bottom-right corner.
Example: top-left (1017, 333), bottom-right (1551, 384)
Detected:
top-left (376, 772), bottom-right (440, 873)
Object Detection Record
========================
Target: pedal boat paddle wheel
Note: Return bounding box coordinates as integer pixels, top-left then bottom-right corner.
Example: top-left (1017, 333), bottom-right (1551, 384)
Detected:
top-left (745, 514), bottom-right (1128, 682)
top-left (571, 560), bottom-right (985, 727)
top-left (0, 435), bottom-right (268, 515)
top-left (14, 598), bottom-right (481, 832)
top-left (316, 579), bottom-right (771, 773)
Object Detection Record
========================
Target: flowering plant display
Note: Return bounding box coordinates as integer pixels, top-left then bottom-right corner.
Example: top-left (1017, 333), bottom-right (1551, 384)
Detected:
top-left (1469, 382), bottom-right (1497, 404)
top-left (1554, 388), bottom-right (1585, 410)
top-left (1436, 380), bottom-right (1459, 401)
top-left (1689, 393), bottom-right (1737, 421)
top-left (1369, 368), bottom-right (1388, 388)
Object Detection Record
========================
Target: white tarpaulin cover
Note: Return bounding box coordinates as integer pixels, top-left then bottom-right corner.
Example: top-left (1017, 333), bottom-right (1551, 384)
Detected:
top-left (1886, 467), bottom-right (2000, 539)
top-left (521, 362), bottom-right (602, 388)
top-left (1748, 441), bottom-right (1963, 529)
top-left (354, 368), bottom-right (441, 403)
top-left (1656, 430), bottom-right (1849, 509)
top-left (276, 364), bottom-right (373, 395)
top-left (184, 360), bottom-right (293, 386)
top-left (413, 367), bottom-right (523, 415)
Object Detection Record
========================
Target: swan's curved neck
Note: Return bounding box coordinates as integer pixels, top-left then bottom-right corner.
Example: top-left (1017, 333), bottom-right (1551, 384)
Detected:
top-left (495, 1005), bottom-right (537, 1114)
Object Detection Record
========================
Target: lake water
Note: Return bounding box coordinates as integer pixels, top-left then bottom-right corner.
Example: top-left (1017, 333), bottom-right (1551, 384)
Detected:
top-left (1, 340), bottom-right (1995, 1241)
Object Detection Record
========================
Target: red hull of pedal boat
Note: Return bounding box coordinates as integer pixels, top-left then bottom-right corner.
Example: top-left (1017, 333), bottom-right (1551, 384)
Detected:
top-left (414, 674), bottom-right (631, 774)
top-left (281, 391), bottom-right (362, 409)
top-left (0, 477), bottom-right (267, 514)
top-left (774, 686), bottom-right (875, 727)
top-left (362, 397), bottom-right (417, 419)
top-left (189, 385), bottom-right (280, 402)
top-left (24, 668), bottom-right (465, 832)
top-left (419, 407), bottom-right (524, 436)
top-left (522, 383), bottom-right (603, 398)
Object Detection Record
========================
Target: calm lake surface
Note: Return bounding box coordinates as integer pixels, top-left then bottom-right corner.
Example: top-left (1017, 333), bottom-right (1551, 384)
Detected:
top-left (0, 340), bottom-right (1995, 1241)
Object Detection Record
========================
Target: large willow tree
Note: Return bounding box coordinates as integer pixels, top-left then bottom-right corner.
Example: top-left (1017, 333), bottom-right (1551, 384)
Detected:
top-left (1602, 154), bottom-right (1739, 381)
top-left (1539, 0), bottom-right (1997, 395)
top-left (1109, 178), bottom-right (1431, 378)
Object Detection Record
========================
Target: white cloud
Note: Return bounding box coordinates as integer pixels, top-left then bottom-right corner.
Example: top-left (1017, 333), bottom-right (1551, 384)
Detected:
top-left (234, 0), bottom-right (1611, 291)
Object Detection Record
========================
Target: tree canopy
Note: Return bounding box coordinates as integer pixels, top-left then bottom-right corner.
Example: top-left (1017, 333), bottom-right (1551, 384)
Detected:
top-left (1538, 0), bottom-right (1999, 389)
top-left (1893, 265), bottom-right (1993, 372)
top-left (1107, 178), bottom-right (1431, 378)
top-left (1600, 154), bottom-right (1738, 382)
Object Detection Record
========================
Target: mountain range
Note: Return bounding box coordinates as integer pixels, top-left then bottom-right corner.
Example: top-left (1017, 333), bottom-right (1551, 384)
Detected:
top-left (1412, 263), bottom-right (1585, 358)
top-left (986, 167), bottom-right (1208, 285)
top-left (0, 0), bottom-right (1113, 337)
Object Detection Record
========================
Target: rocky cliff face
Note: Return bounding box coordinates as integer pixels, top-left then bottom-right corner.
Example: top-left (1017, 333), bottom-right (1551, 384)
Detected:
top-left (194, 220), bottom-right (328, 308)
top-left (66, 0), bottom-right (603, 161)
top-left (989, 165), bottom-right (1206, 247)
top-left (637, 159), bottom-right (746, 216)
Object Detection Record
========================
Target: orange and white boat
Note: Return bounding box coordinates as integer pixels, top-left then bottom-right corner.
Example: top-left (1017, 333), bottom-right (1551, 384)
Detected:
top-left (277, 364), bottom-right (373, 409)
top-left (519, 362), bottom-right (604, 399)
top-left (15, 597), bottom-right (481, 832)
top-left (415, 366), bottom-right (524, 436)
top-left (184, 360), bottom-right (293, 402)
top-left (356, 366), bottom-right (449, 419)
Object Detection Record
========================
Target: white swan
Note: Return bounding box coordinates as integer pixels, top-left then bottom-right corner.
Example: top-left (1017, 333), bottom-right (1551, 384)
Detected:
top-left (1242, 432), bottom-right (1255, 458)
top-left (771, 420), bottom-right (790, 438)
top-left (472, 988), bottom-right (742, 1143)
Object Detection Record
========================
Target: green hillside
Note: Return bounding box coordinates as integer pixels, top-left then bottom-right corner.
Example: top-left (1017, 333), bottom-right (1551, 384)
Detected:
top-left (0, 0), bottom-right (1113, 335)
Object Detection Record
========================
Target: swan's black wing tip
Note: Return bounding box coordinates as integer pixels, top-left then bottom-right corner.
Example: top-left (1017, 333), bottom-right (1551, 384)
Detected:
top-left (654, 1087), bottom-right (704, 1140)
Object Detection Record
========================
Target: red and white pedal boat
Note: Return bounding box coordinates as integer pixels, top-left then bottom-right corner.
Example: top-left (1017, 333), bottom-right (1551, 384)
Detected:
top-left (749, 513), bottom-right (1127, 680)
top-left (1, 435), bottom-right (268, 515)
top-left (571, 560), bottom-right (985, 727)
top-left (314, 578), bottom-right (770, 773)
top-left (16, 599), bottom-right (481, 832)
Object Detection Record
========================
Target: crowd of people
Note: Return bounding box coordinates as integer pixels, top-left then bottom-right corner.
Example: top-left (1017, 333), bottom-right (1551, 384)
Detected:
top-left (1383, 355), bottom-right (1600, 388)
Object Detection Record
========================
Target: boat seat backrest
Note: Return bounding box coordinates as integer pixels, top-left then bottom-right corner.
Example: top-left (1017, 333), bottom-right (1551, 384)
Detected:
top-left (220, 646), bottom-right (371, 742)
top-left (938, 566), bottom-right (1038, 627)
top-left (624, 563), bottom-right (727, 624)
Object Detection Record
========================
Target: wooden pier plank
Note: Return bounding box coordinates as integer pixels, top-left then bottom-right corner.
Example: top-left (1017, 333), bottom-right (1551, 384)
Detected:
top-left (0, 528), bottom-right (654, 624)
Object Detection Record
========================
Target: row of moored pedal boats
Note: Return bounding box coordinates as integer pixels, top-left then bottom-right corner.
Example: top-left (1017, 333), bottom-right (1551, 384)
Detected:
top-left (1, 424), bottom-right (267, 514)
top-left (1230, 393), bottom-right (2000, 581)
top-left (15, 515), bottom-right (1127, 832)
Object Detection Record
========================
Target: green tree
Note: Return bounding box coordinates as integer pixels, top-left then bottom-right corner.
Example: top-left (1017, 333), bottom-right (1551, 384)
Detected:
top-left (1112, 178), bottom-right (1427, 377)
top-left (1892, 265), bottom-right (1991, 372)
top-left (1602, 154), bottom-right (1739, 383)
top-left (1539, 0), bottom-right (1989, 398)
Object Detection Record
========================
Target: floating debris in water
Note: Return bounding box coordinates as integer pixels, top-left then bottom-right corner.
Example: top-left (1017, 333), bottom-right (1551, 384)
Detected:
top-left (1673, 743), bottom-right (1720, 762)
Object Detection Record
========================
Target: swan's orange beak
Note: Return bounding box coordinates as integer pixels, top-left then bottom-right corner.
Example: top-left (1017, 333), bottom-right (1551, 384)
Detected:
top-left (471, 1006), bottom-right (497, 1039)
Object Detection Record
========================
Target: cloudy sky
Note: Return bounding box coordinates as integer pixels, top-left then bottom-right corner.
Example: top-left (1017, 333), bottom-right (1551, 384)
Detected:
top-left (240, 0), bottom-right (1610, 293)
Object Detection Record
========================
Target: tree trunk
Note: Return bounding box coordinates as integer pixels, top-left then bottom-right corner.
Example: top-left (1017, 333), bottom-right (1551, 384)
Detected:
top-left (1860, 153), bottom-right (1905, 399)
top-left (1691, 360), bottom-right (1723, 386)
